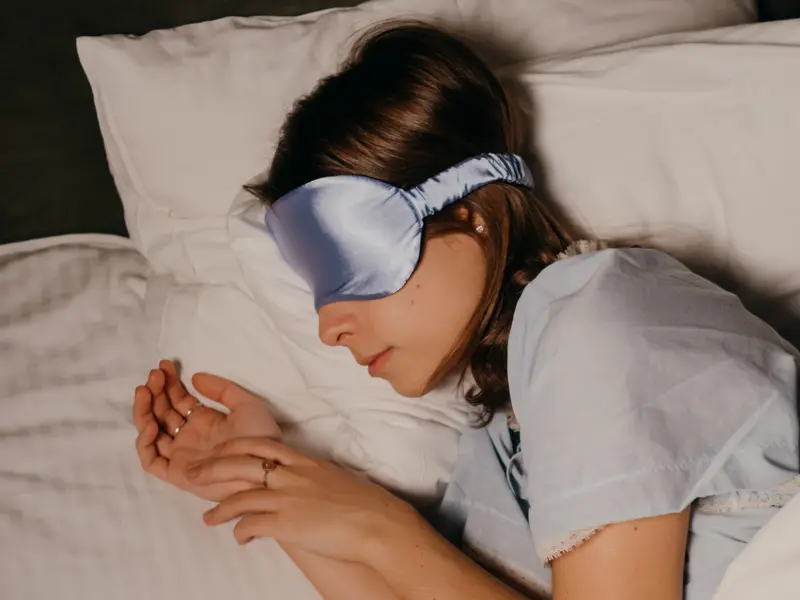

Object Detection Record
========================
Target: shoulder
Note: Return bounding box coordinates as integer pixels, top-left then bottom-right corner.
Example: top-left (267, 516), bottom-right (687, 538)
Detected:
top-left (508, 248), bottom-right (798, 418)
top-left (509, 248), bottom-right (701, 388)
top-left (509, 247), bottom-right (794, 387)
top-left (512, 247), bottom-right (738, 339)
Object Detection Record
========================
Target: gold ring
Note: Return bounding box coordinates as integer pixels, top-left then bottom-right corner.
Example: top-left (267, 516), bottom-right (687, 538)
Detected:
top-left (173, 418), bottom-right (187, 437)
top-left (262, 459), bottom-right (277, 488)
top-left (185, 400), bottom-right (203, 419)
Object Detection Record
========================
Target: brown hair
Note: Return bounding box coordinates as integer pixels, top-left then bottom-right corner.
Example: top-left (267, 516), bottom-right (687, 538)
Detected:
top-left (246, 21), bottom-right (573, 424)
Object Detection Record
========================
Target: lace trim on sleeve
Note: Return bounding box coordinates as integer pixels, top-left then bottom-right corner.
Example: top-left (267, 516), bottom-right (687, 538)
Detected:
top-left (536, 526), bottom-right (605, 567)
top-left (536, 476), bottom-right (800, 565)
top-left (696, 474), bottom-right (800, 514)
top-left (557, 239), bottom-right (609, 260)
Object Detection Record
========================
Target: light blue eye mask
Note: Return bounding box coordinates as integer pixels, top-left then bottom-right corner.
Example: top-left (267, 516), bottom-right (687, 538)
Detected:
top-left (265, 153), bottom-right (534, 310)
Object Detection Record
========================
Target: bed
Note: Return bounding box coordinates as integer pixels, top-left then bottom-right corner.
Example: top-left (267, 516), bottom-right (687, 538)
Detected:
top-left (0, 235), bottom-right (320, 599)
top-left (3, 1), bottom-right (800, 599)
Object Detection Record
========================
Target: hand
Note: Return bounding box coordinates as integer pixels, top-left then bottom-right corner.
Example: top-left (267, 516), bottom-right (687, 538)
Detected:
top-left (186, 437), bottom-right (424, 564)
top-left (133, 360), bottom-right (282, 501)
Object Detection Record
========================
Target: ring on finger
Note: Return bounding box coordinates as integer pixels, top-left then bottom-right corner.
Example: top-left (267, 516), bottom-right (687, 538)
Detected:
top-left (173, 418), bottom-right (188, 437)
top-left (262, 459), bottom-right (277, 488)
top-left (185, 400), bottom-right (203, 419)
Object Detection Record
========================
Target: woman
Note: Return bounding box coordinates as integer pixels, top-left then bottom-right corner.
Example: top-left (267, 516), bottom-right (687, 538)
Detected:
top-left (133, 22), bottom-right (800, 600)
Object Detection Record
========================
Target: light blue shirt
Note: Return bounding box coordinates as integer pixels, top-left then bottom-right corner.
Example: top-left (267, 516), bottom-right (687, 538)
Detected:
top-left (437, 248), bottom-right (799, 599)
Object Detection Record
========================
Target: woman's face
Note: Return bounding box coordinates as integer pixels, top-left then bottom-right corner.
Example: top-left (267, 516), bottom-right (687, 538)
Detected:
top-left (317, 231), bottom-right (487, 397)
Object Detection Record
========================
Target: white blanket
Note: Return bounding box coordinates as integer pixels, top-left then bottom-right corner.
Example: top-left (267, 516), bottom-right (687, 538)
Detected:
top-left (714, 490), bottom-right (800, 599)
top-left (0, 235), bottom-right (319, 600)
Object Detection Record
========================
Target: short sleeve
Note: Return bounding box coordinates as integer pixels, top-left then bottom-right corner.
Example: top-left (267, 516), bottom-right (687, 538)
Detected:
top-left (507, 248), bottom-right (799, 565)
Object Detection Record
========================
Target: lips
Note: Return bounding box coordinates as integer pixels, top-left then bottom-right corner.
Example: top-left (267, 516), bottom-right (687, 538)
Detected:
top-left (356, 348), bottom-right (392, 376)
top-left (356, 353), bottom-right (379, 367)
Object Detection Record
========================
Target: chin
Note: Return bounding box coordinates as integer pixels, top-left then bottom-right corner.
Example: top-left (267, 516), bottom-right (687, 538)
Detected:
top-left (387, 377), bottom-right (428, 398)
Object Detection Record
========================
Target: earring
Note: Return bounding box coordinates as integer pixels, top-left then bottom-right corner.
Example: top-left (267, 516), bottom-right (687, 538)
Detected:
top-left (475, 224), bottom-right (485, 234)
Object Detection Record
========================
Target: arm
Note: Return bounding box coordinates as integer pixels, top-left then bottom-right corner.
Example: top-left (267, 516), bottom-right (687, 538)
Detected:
top-left (551, 508), bottom-right (690, 600)
top-left (282, 544), bottom-right (401, 600)
top-left (192, 437), bottom-right (530, 599)
top-left (364, 511), bottom-right (528, 600)
top-left (287, 503), bottom-right (688, 600)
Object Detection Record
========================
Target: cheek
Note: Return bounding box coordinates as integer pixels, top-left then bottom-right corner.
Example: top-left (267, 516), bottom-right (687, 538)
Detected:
top-left (378, 285), bottom-right (440, 341)
top-left (393, 268), bottom-right (483, 357)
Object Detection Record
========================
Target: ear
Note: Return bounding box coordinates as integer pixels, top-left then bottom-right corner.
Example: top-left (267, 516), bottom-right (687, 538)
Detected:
top-left (452, 203), bottom-right (486, 233)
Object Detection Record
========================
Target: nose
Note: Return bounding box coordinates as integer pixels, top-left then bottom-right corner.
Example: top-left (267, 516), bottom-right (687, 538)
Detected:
top-left (318, 302), bottom-right (357, 347)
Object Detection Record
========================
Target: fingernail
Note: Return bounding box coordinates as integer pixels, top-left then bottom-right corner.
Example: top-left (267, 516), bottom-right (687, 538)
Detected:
top-left (203, 509), bottom-right (216, 524)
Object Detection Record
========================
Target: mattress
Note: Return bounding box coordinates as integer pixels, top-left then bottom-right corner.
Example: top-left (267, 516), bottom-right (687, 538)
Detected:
top-left (0, 235), bottom-right (319, 600)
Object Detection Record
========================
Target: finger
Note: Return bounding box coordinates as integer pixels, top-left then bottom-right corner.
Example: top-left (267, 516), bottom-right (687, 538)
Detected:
top-left (152, 388), bottom-right (186, 437)
top-left (133, 387), bottom-right (172, 458)
top-left (151, 385), bottom-right (171, 424)
top-left (132, 386), bottom-right (154, 433)
top-left (146, 368), bottom-right (165, 399)
top-left (136, 421), bottom-right (169, 481)
top-left (192, 372), bottom-right (257, 411)
top-left (149, 367), bottom-right (182, 433)
top-left (187, 455), bottom-right (285, 488)
top-left (155, 430), bottom-right (173, 459)
top-left (134, 399), bottom-right (174, 459)
top-left (203, 488), bottom-right (284, 526)
top-left (209, 437), bottom-right (305, 466)
top-left (233, 513), bottom-right (284, 545)
top-left (160, 360), bottom-right (196, 416)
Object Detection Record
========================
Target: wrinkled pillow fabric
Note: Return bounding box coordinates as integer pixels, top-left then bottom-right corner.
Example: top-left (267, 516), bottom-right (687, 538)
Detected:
top-left (76, 0), bottom-right (756, 280)
top-left (500, 21), bottom-right (800, 345)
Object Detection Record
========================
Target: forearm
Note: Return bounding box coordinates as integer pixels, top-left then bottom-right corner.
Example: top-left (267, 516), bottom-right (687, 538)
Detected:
top-left (282, 543), bottom-right (400, 600)
top-left (365, 513), bottom-right (528, 600)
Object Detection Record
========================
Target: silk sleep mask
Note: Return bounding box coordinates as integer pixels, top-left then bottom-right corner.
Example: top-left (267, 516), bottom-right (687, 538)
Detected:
top-left (265, 153), bottom-right (534, 310)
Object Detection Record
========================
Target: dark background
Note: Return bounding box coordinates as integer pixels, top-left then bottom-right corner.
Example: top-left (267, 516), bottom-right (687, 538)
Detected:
top-left (1, 0), bottom-right (798, 245)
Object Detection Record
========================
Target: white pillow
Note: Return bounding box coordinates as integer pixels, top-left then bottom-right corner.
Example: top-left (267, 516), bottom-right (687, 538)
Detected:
top-left (501, 20), bottom-right (800, 345)
top-left (76, 0), bottom-right (756, 282)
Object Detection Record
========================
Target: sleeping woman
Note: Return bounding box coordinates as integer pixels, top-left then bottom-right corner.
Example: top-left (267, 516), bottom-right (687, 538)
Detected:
top-left (131, 21), bottom-right (800, 600)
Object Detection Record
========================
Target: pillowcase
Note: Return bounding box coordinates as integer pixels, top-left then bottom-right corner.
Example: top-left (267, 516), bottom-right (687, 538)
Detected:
top-left (77, 0), bottom-right (756, 283)
top-left (500, 20), bottom-right (800, 346)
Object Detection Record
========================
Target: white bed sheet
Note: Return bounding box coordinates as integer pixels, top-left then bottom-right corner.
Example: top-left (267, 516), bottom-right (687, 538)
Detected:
top-left (714, 490), bottom-right (800, 599)
top-left (0, 235), bottom-right (318, 600)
